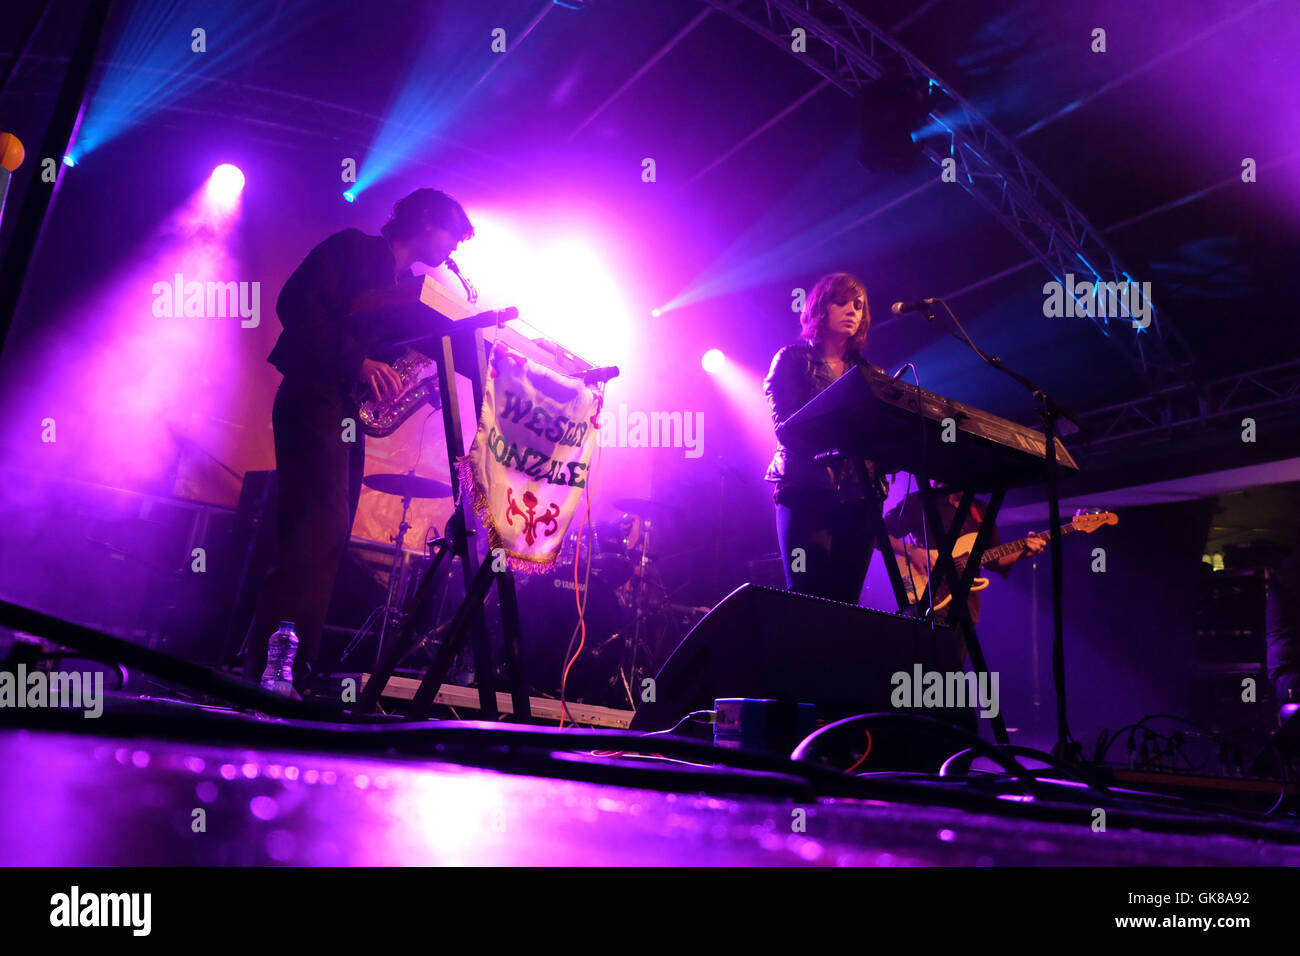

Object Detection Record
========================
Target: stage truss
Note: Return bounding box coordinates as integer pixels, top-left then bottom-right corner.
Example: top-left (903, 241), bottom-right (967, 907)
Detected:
top-left (701, 0), bottom-right (1198, 386)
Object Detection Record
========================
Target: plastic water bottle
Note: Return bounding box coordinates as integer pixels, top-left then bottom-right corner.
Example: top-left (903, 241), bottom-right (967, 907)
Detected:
top-left (260, 622), bottom-right (299, 697)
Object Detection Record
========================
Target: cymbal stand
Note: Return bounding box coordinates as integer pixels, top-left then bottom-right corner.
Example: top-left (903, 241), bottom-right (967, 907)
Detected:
top-left (619, 520), bottom-right (667, 708)
top-left (375, 472), bottom-right (416, 671)
top-left (340, 472), bottom-right (416, 670)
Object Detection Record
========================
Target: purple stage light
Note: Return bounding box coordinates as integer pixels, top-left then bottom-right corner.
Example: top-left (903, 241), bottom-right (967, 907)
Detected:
top-left (448, 210), bottom-right (634, 365)
top-left (206, 164), bottom-right (245, 207)
top-left (9, 180), bottom-right (250, 493)
top-left (702, 348), bottom-right (725, 373)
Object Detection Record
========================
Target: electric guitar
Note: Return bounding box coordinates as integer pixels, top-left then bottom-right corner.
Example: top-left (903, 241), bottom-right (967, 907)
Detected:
top-left (895, 509), bottom-right (1117, 610)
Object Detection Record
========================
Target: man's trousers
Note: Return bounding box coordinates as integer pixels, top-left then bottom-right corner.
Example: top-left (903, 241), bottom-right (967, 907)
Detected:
top-left (241, 377), bottom-right (365, 689)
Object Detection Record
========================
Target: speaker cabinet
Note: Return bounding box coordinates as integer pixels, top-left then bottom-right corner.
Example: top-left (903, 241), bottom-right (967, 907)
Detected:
top-left (630, 584), bottom-right (975, 740)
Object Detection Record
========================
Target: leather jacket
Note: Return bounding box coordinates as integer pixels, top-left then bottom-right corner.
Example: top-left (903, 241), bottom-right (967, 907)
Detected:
top-left (763, 342), bottom-right (887, 504)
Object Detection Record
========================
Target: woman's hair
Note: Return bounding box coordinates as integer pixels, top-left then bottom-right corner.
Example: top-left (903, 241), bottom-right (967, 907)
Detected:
top-left (381, 188), bottom-right (475, 244)
top-left (798, 272), bottom-right (870, 356)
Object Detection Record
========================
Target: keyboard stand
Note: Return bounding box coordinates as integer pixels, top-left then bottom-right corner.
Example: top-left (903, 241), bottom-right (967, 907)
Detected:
top-left (915, 478), bottom-right (1011, 747)
top-left (864, 485), bottom-right (917, 614)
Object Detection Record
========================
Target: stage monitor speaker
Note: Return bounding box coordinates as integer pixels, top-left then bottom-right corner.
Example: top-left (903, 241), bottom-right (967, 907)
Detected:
top-left (630, 584), bottom-right (976, 749)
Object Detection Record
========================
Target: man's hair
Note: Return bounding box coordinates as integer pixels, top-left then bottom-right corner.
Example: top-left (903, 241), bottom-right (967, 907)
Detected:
top-left (799, 272), bottom-right (870, 355)
top-left (381, 188), bottom-right (474, 244)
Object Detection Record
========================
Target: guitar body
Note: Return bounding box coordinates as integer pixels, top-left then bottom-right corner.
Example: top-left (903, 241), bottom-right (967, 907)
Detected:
top-left (895, 531), bottom-right (989, 611)
top-left (890, 510), bottom-right (1117, 613)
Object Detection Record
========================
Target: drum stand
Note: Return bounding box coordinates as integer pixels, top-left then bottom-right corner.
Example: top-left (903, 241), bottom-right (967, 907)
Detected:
top-left (339, 479), bottom-right (414, 670)
top-left (375, 483), bottom-right (414, 668)
top-left (616, 519), bottom-right (664, 709)
top-left (341, 471), bottom-right (454, 673)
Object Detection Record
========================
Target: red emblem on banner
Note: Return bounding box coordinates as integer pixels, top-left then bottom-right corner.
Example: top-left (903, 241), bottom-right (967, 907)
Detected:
top-left (505, 487), bottom-right (560, 545)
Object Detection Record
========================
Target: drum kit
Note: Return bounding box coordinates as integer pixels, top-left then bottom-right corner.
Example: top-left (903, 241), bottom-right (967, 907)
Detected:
top-left (352, 476), bottom-right (702, 709)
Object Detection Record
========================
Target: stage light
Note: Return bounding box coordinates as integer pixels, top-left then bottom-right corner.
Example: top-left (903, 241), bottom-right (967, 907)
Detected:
top-left (650, 307), bottom-right (662, 318)
top-left (702, 349), bottom-right (725, 373)
top-left (447, 212), bottom-right (634, 366)
top-left (62, 155), bottom-right (77, 168)
top-left (356, 7), bottom-right (513, 195)
top-left (343, 190), bottom-right (355, 203)
top-left (72, 4), bottom-right (268, 160)
top-left (208, 164), bottom-right (244, 200)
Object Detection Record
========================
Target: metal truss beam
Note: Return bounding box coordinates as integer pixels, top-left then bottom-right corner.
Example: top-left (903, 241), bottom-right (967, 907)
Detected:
top-left (1076, 358), bottom-right (1300, 453)
top-left (702, 0), bottom-right (1197, 384)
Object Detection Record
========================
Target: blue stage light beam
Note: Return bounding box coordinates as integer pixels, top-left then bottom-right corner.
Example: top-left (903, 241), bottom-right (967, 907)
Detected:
top-left (657, 138), bottom-right (942, 315)
top-left (70, 0), bottom-right (286, 162)
top-left (353, 3), bottom-right (552, 198)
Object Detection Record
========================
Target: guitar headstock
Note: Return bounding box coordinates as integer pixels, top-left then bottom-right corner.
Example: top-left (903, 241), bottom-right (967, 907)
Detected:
top-left (1071, 509), bottom-right (1118, 533)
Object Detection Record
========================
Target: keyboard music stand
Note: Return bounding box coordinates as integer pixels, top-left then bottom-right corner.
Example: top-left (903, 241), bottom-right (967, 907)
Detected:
top-left (356, 280), bottom-right (594, 720)
top-left (355, 301), bottom-right (515, 717)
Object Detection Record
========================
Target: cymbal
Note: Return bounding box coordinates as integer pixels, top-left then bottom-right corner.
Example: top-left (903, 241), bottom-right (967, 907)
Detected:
top-left (612, 497), bottom-right (682, 519)
top-left (363, 473), bottom-right (452, 499)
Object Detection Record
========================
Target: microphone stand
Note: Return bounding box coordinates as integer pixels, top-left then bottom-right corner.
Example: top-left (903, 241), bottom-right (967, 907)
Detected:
top-left (919, 299), bottom-right (1085, 764)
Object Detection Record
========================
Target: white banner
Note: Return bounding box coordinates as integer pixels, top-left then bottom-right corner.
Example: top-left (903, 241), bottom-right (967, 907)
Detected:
top-left (459, 342), bottom-right (602, 572)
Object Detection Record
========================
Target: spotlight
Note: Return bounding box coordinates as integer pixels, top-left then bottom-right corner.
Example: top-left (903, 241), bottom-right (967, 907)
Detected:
top-left (650, 307), bottom-right (662, 318)
top-left (343, 190), bottom-right (355, 203)
top-left (206, 164), bottom-right (245, 204)
top-left (62, 155), bottom-right (77, 168)
top-left (702, 348), bottom-right (725, 373)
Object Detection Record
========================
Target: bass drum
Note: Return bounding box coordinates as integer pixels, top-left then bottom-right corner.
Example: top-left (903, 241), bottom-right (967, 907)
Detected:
top-left (514, 565), bottom-right (629, 706)
top-left (557, 522), bottom-right (633, 588)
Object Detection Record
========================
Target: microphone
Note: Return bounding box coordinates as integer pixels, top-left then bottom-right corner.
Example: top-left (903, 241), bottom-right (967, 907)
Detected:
top-left (581, 365), bottom-right (620, 385)
top-left (890, 297), bottom-right (937, 317)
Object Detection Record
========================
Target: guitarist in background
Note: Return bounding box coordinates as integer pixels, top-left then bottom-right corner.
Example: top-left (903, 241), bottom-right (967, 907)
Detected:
top-left (239, 188), bottom-right (474, 692)
top-left (887, 486), bottom-right (1045, 658)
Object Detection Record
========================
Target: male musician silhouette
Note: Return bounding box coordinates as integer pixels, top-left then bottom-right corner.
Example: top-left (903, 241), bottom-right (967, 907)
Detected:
top-left (239, 189), bottom-right (474, 692)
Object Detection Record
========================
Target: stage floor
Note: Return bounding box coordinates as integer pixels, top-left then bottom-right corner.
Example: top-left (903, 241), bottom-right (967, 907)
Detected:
top-left (4, 728), bottom-right (1299, 866)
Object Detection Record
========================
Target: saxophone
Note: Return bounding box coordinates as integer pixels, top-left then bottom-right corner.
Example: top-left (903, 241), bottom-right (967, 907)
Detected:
top-left (357, 349), bottom-right (443, 437)
top-left (352, 262), bottom-right (477, 438)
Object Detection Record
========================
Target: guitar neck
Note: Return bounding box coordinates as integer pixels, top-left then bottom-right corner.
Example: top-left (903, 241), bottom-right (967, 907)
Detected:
top-left (979, 523), bottom-right (1077, 566)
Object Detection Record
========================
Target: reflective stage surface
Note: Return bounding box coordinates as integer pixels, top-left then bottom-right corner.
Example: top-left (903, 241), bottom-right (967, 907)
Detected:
top-left (4, 729), bottom-right (1299, 866)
